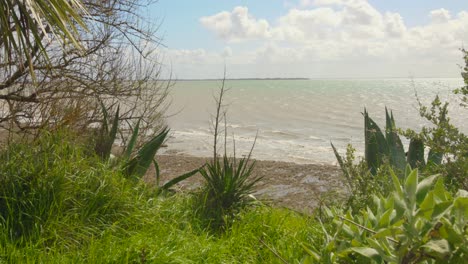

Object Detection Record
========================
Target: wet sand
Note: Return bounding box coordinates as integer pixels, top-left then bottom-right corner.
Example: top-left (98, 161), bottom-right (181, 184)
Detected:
top-left (146, 154), bottom-right (347, 213)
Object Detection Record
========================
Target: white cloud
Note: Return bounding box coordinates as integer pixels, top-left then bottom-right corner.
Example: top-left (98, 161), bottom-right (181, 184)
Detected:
top-left (430, 8), bottom-right (451, 23)
top-left (168, 1), bottom-right (468, 78)
top-left (199, 6), bottom-right (271, 42)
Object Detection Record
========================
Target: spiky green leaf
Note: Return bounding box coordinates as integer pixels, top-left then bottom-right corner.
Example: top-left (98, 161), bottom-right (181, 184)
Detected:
top-left (385, 108), bottom-right (406, 175)
top-left (161, 166), bottom-right (203, 191)
top-left (407, 138), bottom-right (425, 169)
top-left (124, 119), bottom-right (141, 159)
top-left (125, 127), bottom-right (169, 179)
top-left (364, 109), bottom-right (388, 175)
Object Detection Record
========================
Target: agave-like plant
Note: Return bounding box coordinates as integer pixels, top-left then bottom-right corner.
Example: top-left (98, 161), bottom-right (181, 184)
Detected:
top-left (198, 154), bottom-right (261, 230)
top-left (94, 104), bottom-right (200, 188)
top-left (121, 119), bottom-right (201, 189)
top-left (332, 108), bottom-right (443, 178)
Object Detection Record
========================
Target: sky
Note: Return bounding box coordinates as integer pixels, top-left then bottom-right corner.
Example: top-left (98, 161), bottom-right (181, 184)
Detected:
top-left (147, 0), bottom-right (468, 79)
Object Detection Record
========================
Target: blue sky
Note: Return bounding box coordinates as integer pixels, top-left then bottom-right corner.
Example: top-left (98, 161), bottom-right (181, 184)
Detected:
top-left (147, 0), bottom-right (468, 79)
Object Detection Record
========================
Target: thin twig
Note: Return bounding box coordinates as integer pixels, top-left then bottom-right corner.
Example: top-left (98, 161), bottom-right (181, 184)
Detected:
top-left (212, 67), bottom-right (227, 160)
top-left (259, 239), bottom-right (290, 264)
top-left (338, 216), bottom-right (399, 244)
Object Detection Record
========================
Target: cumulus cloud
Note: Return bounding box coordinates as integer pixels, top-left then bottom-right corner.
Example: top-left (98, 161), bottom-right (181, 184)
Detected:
top-left (199, 6), bottom-right (271, 42)
top-left (169, 1), bottom-right (468, 78)
top-left (430, 8), bottom-right (451, 23)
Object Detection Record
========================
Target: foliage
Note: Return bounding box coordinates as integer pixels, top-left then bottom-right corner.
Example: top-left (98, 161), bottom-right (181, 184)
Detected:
top-left (0, 133), bottom-right (320, 263)
top-left (398, 50), bottom-right (468, 190)
top-left (402, 95), bottom-right (468, 190)
top-left (349, 108), bottom-right (440, 176)
top-left (0, 0), bottom-right (169, 150)
top-left (193, 76), bottom-right (263, 231)
top-left (196, 155), bottom-right (261, 231)
top-left (0, 130), bottom-right (135, 245)
top-left (454, 49), bottom-right (468, 106)
top-left (304, 168), bottom-right (468, 263)
top-left (331, 108), bottom-right (443, 211)
top-left (332, 143), bottom-right (393, 212)
top-left (88, 104), bottom-right (201, 190)
top-left (0, 0), bottom-right (87, 68)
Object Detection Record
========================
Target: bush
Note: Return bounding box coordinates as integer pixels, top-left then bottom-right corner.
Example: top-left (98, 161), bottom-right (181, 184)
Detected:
top-left (304, 168), bottom-right (468, 263)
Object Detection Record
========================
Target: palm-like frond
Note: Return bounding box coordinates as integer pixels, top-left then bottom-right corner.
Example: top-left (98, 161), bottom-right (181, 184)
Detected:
top-left (0, 0), bottom-right (87, 66)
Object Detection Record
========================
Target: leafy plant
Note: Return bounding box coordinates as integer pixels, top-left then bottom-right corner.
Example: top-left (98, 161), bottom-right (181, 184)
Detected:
top-left (403, 94), bottom-right (468, 190)
top-left (454, 49), bottom-right (468, 106)
top-left (333, 108), bottom-right (442, 178)
top-left (332, 143), bottom-right (393, 212)
top-left (305, 168), bottom-right (468, 263)
top-left (92, 104), bottom-right (199, 188)
top-left (196, 75), bottom-right (262, 231)
top-left (197, 154), bottom-right (261, 230)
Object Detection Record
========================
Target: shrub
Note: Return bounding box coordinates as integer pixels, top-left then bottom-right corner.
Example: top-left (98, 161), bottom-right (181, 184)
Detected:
top-left (304, 168), bottom-right (468, 263)
top-left (331, 144), bottom-right (393, 212)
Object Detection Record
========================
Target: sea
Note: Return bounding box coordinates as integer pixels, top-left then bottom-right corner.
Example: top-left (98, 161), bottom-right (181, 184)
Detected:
top-left (161, 78), bottom-right (467, 165)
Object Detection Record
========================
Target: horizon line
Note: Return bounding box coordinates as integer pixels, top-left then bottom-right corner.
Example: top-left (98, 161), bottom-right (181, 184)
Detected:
top-left (162, 76), bottom-right (461, 81)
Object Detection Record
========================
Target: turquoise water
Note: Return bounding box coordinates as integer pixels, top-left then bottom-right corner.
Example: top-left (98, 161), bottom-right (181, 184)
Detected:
top-left (163, 78), bottom-right (466, 164)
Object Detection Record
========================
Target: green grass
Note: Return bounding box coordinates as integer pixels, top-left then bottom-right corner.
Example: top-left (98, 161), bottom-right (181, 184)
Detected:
top-left (0, 131), bottom-right (323, 263)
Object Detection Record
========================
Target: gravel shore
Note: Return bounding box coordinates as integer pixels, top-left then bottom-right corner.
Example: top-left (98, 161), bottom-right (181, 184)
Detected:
top-left (146, 154), bottom-right (347, 213)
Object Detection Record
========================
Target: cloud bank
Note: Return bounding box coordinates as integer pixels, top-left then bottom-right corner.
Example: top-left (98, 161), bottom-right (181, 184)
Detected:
top-left (166, 0), bottom-right (468, 79)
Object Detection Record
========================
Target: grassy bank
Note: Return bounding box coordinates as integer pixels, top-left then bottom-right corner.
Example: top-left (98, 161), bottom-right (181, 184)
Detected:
top-left (0, 131), bottom-right (323, 263)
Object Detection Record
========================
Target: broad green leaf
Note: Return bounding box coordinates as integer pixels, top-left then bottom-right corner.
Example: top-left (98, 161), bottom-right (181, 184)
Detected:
top-left (351, 247), bottom-right (380, 261)
top-left (378, 208), bottom-right (394, 227)
top-left (433, 178), bottom-right (450, 202)
top-left (416, 174), bottom-right (439, 205)
top-left (367, 207), bottom-right (377, 226)
top-left (419, 191), bottom-right (435, 219)
top-left (453, 196), bottom-right (468, 220)
top-left (439, 218), bottom-right (464, 244)
top-left (432, 201), bottom-right (453, 219)
top-left (422, 239), bottom-right (450, 258)
top-left (390, 169), bottom-right (403, 196)
top-left (405, 169), bottom-right (418, 208)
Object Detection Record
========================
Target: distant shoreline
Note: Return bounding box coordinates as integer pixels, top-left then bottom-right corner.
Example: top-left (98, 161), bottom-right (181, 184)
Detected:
top-left (164, 77), bottom-right (461, 81)
top-left (174, 78), bottom-right (310, 81)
